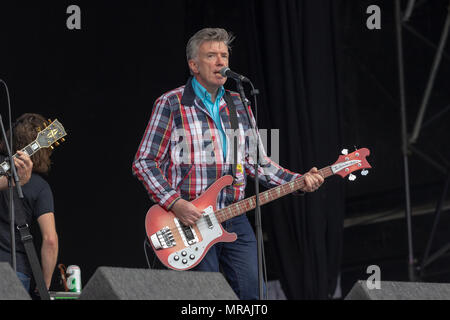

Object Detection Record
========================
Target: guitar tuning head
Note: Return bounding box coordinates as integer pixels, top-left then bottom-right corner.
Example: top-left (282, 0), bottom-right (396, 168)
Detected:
top-left (348, 173), bottom-right (356, 181)
top-left (341, 148), bottom-right (348, 155)
top-left (37, 127), bottom-right (41, 132)
top-left (50, 146), bottom-right (54, 150)
top-left (54, 142), bottom-right (60, 147)
top-left (43, 122), bottom-right (48, 128)
top-left (60, 138), bottom-right (65, 143)
top-left (48, 119), bottom-right (52, 124)
top-left (361, 169), bottom-right (369, 176)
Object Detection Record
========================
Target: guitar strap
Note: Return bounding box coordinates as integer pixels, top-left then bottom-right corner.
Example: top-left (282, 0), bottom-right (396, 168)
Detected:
top-left (1, 179), bottom-right (50, 300)
top-left (223, 91), bottom-right (239, 180)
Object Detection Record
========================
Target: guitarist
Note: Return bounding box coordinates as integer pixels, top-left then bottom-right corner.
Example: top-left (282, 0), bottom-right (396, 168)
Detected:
top-left (132, 28), bottom-right (324, 300)
top-left (0, 113), bottom-right (59, 294)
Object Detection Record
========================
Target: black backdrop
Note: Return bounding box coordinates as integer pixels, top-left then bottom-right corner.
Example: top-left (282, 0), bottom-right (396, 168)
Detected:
top-left (2, 0), bottom-right (449, 300)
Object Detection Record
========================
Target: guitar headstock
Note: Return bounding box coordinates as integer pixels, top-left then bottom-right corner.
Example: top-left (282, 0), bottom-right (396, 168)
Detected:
top-left (36, 119), bottom-right (67, 149)
top-left (331, 148), bottom-right (371, 180)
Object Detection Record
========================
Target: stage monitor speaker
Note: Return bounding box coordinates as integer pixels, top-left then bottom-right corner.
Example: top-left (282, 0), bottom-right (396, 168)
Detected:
top-left (345, 280), bottom-right (450, 300)
top-left (0, 262), bottom-right (32, 300)
top-left (79, 267), bottom-right (238, 300)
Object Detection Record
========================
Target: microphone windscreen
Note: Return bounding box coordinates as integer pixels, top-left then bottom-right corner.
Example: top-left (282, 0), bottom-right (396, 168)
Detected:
top-left (220, 67), bottom-right (230, 77)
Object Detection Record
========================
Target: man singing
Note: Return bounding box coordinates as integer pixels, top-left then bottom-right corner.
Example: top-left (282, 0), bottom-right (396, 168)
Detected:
top-left (132, 28), bottom-right (323, 299)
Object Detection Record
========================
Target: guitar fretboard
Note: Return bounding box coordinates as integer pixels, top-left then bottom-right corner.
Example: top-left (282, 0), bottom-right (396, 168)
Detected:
top-left (215, 166), bottom-right (334, 223)
top-left (0, 141), bottom-right (41, 175)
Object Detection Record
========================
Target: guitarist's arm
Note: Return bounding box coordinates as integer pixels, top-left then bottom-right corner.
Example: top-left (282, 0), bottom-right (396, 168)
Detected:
top-left (0, 151), bottom-right (33, 190)
top-left (132, 97), bottom-right (203, 226)
top-left (132, 95), bottom-right (182, 212)
top-left (37, 212), bottom-right (58, 289)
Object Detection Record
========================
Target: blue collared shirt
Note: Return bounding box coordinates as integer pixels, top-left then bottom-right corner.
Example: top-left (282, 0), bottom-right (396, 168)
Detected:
top-left (191, 77), bottom-right (227, 158)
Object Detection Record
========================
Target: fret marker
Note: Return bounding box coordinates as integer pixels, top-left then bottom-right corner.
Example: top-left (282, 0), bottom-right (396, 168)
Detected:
top-left (31, 143), bottom-right (39, 150)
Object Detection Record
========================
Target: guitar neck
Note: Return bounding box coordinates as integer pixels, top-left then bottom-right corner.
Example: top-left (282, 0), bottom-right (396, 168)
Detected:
top-left (215, 166), bottom-right (334, 223)
top-left (0, 140), bottom-right (41, 175)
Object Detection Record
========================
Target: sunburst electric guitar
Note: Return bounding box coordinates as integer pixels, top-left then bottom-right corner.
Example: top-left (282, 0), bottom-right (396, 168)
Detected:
top-left (0, 119), bottom-right (67, 176)
top-left (145, 147), bottom-right (371, 271)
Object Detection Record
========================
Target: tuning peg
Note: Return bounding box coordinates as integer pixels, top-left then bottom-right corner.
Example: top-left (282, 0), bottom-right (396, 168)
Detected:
top-left (48, 119), bottom-right (52, 123)
top-left (348, 173), bottom-right (356, 181)
top-left (43, 122), bottom-right (48, 128)
top-left (361, 169), bottom-right (369, 176)
top-left (50, 146), bottom-right (54, 150)
top-left (37, 127), bottom-right (41, 132)
top-left (341, 148), bottom-right (348, 155)
top-left (60, 138), bottom-right (65, 142)
top-left (54, 142), bottom-right (60, 147)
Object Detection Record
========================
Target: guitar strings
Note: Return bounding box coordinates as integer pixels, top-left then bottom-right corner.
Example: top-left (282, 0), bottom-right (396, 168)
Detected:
top-left (150, 175), bottom-right (315, 243)
top-left (161, 167), bottom-right (336, 238)
top-left (148, 162), bottom-right (358, 249)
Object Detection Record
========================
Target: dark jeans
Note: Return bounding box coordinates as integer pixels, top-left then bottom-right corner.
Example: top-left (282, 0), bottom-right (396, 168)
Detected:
top-left (193, 214), bottom-right (265, 300)
top-left (16, 271), bottom-right (31, 293)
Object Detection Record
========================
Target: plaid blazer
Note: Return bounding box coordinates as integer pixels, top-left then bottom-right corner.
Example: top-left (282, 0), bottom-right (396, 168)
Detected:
top-left (132, 77), bottom-right (300, 211)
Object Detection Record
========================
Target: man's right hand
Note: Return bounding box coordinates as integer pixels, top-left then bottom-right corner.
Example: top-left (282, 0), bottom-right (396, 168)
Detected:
top-left (171, 198), bottom-right (203, 226)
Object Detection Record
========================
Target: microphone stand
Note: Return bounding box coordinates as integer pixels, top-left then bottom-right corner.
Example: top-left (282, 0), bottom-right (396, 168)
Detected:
top-left (0, 80), bottom-right (25, 273)
top-left (236, 80), bottom-right (265, 300)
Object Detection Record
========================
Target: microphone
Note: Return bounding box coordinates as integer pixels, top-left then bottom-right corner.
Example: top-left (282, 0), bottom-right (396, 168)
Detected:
top-left (220, 67), bottom-right (250, 83)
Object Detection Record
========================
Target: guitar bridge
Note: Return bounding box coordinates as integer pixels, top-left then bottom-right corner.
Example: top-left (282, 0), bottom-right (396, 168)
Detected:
top-left (150, 226), bottom-right (176, 250)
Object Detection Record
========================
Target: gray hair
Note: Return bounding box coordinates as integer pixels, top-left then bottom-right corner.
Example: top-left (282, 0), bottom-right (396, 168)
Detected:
top-left (186, 28), bottom-right (235, 63)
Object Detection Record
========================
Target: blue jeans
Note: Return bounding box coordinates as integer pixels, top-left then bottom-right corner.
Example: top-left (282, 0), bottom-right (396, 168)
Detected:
top-left (16, 272), bottom-right (31, 293)
top-left (192, 214), bottom-right (265, 300)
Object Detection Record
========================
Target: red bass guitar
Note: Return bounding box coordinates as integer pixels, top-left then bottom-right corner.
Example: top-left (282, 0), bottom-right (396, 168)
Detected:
top-left (145, 148), bottom-right (371, 271)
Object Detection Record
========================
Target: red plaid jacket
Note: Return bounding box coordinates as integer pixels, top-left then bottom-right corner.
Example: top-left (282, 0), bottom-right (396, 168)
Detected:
top-left (132, 78), bottom-right (300, 211)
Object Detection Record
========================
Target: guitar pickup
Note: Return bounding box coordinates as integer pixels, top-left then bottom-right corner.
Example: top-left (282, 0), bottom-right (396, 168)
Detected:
top-left (181, 224), bottom-right (194, 240)
top-left (204, 215), bottom-right (213, 229)
top-left (203, 206), bottom-right (214, 229)
top-left (174, 219), bottom-right (199, 246)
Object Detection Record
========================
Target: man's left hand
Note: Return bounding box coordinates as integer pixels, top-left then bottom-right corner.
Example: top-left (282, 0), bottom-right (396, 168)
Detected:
top-left (301, 167), bottom-right (324, 192)
top-left (14, 151), bottom-right (33, 185)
